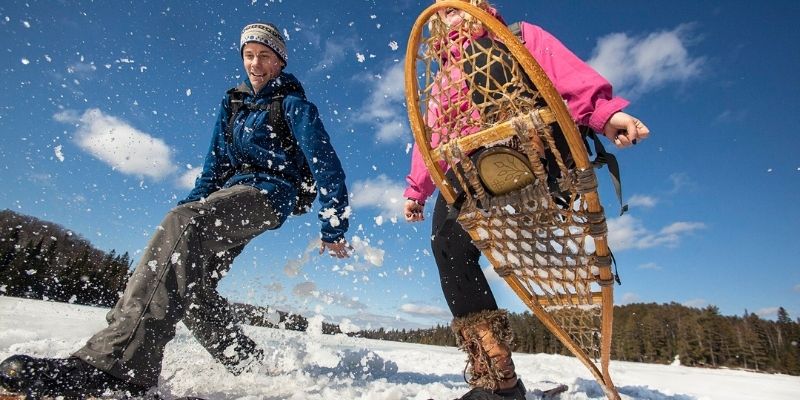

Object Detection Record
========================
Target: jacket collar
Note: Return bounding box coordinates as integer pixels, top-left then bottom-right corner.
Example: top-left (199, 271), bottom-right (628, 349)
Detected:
top-left (245, 72), bottom-right (302, 97)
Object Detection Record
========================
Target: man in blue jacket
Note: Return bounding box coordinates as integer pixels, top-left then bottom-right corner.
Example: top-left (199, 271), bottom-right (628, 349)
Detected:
top-left (0, 22), bottom-right (351, 398)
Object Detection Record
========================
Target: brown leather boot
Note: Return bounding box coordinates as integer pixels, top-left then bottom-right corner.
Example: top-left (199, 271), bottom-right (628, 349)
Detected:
top-left (452, 309), bottom-right (520, 392)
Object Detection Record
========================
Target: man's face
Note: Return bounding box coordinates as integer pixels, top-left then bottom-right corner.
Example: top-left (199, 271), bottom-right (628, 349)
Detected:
top-left (242, 42), bottom-right (283, 92)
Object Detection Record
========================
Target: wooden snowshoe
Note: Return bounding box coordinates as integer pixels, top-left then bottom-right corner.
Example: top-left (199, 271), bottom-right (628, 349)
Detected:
top-left (404, 1), bottom-right (621, 399)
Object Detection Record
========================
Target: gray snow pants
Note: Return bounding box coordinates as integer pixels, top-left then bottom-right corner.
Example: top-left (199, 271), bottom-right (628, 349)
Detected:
top-left (73, 185), bottom-right (281, 387)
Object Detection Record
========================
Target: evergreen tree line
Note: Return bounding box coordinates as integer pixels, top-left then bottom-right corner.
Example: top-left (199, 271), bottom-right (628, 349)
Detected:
top-left (231, 302), bottom-right (343, 334)
top-left (0, 209), bottom-right (132, 307)
top-left (357, 304), bottom-right (800, 375)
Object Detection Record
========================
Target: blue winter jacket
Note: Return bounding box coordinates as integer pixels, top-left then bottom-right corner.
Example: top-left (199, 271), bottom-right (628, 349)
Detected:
top-left (181, 73), bottom-right (349, 243)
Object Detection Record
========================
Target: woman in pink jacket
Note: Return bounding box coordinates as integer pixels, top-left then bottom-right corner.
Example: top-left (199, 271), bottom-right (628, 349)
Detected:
top-left (403, 1), bottom-right (649, 399)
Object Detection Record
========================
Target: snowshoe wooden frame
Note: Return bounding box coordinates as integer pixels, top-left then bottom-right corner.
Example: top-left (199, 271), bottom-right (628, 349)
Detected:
top-left (404, 2), bottom-right (620, 399)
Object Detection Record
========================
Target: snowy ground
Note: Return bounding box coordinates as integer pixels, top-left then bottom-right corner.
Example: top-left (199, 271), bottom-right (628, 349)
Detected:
top-left (1, 297), bottom-right (797, 400)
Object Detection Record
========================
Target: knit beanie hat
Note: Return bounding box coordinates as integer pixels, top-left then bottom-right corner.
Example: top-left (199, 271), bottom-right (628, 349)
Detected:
top-left (240, 23), bottom-right (287, 65)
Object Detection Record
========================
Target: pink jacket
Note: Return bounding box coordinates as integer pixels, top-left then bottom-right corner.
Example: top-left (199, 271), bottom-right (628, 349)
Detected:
top-left (404, 22), bottom-right (630, 204)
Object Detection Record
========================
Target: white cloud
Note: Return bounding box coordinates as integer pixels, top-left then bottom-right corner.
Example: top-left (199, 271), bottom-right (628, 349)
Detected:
top-left (668, 172), bottom-right (694, 194)
top-left (27, 173), bottom-right (55, 188)
top-left (660, 221), bottom-right (706, 236)
top-left (683, 298), bottom-right (709, 308)
top-left (349, 174), bottom-right (405, 220)
top-left (283, 239), bottom-right (321, 277)
top-left (620, 292), bottom-right (640, 304)
top-left (350, 236), bottom-right (385, 267)
top-left (794, 284), bottom-right (800, 293)
top-left (292, 281), bottom-right (317, 297)
top-left (292, 281), bottom-right (367, 311)
top-left (588, 24), bottom-right (704, 98)
top-left (714, 109), bottom-right (748, 125)
top-left (607, 214), bottom-right (705, 251)
top-left (355, 62), bottom-right (409, 142)
top-left (755, 307), bottom-right (780, 319)
top-left (400, 303), bottom-right (451, 318)
top-left (178, 167), bottom-right (201, 189)
top-left (637, 262), bottom-right (662, 270)
top-left (54, 108), bottom-right (177, 180)
top-left (67, 62), bottom-right (97, 75)
top-left (310, 38), bottom-right (353, 72)
top-left (627, 194), bottom-right (657, 208)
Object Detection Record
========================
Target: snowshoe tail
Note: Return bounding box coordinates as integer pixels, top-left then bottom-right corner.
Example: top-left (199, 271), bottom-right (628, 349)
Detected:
top-left (540, 384), bottom-right (568, 399)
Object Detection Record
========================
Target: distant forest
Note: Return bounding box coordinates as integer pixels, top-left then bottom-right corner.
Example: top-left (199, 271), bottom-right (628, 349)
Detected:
top-left (0, 209), bottom-right (132, 307)
top-left (358, 304), bottom-right (800, 375)
top-left (2, 209), bottom-right (798, 375)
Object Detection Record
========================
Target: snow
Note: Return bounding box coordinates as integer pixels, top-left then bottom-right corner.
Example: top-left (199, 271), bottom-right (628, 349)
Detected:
top-left (1, 297), bottom-right (798, 400)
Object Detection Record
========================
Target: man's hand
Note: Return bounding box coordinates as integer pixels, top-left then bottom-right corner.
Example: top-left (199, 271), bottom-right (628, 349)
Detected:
top-left (320, 239), bottom-right (352, 259)
top-left (404, 199), bottom-right (425, 222)
top-left (602, 111), bottom-right (650, 148)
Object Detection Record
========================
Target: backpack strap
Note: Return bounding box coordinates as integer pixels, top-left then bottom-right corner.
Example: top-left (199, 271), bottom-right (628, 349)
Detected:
top-left (224, 82), bottom-right (251, 147)
top-left (224, 81), bottom-right (305, 147)
top-left (239, 81), bottom-right (306, 152)
top-left (581, 126), bottom-right (628, 216)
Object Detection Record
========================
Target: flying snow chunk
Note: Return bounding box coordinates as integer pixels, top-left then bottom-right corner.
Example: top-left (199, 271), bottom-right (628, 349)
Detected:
top-left (21, 58), bottom-right (30, 65)
top-left (186, 89), bottom-right (192, 96)
top-left (389, 41), bottom-right (399, 51)
top-left (23, 21), bottom-right (31, 28)
top-left (54, 145), bottom-right (65, 162)
top-left (356, 53), bottom-right (366, 63)
top-left (338, 318), bottom-right (360, 334)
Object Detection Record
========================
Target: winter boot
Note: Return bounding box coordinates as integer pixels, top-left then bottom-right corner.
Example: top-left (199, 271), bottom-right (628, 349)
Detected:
top-left (0, 354), bottom-right (149, 399)
top-left (452, 309), bottom-right (526, 400)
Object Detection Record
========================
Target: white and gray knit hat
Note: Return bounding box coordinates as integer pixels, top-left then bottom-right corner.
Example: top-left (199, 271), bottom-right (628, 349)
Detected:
top-left (240, 23), bottom-right (287, 64)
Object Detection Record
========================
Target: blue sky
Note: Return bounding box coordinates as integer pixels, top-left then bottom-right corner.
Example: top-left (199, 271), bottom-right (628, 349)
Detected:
top-left (1, 0), bottom-right (798, 330)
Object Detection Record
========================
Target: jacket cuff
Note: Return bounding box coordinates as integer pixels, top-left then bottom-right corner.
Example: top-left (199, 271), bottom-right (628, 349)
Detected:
top-left (403, 187), bottom-right (427, 205)
top-left (588, 97), bottom-right (630, 133)
top-left (321, 232), bottom-right (345, 243)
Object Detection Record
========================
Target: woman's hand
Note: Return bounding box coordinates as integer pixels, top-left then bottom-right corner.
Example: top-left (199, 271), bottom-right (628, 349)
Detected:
top-left (404, 199), bottom-right (425, 222)
top-left (602, 112), bottom-right (650, 148)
